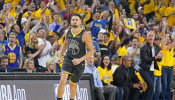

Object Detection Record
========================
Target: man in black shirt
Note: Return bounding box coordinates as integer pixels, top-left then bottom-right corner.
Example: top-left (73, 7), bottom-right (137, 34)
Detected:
top-left (98, 32), bottom-right (109, 57)
top-left (139, 31), bottom-right (162, 100)
top-left (113, 55), bottom-right (142, 100)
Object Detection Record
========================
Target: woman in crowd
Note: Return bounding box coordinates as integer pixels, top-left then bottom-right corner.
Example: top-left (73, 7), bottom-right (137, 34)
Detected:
top-left (25, 31), bottom-right (46, 71)
top-left (23, 58), bottom-right (36, 73)
top-left (98, 55), bottom-right (123, 100)
top-left (45, 59), bottom-right (56, 73)
top-left (161, 35), bottom-right (175, 100)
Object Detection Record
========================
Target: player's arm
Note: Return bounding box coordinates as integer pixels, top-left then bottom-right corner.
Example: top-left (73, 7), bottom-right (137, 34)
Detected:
top-left (81, 31), bottom-right (94, 61)
top-left (58, 31), bottom-right (68, 57)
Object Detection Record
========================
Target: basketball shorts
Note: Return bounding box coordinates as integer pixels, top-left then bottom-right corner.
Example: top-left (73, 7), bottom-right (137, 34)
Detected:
top-left (61, 55), bottom-right (85, 84)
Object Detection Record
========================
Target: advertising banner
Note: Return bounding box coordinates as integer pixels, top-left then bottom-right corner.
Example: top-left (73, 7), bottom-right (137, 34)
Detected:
top-left (0, 73), bottom-right (95, 100)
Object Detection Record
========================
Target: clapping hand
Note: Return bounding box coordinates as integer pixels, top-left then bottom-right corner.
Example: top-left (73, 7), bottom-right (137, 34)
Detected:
top-left (155, 52), bottom-right (163, 59)
top-left (39, 43), bottom-right (46, 51)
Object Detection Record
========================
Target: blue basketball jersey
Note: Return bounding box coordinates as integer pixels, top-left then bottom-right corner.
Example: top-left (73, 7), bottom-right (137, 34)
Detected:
top-left (3, 44), bottom-right (21, 68)
top-left (91, 20), bottom-right (103, 37)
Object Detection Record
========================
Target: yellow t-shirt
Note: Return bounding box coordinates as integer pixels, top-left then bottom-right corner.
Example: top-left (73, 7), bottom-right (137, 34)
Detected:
top-left (36, 8), bottom-right (51, 19)
top-left (58, 36), bottom-right (64, 45)
top-left (128, 0), bottom-right (136, 15)
top-left (8, 11), bottom-right (17, 19)
top-left (119, 46), bottom-right (127, 58)
top-left (161, 46), bottom-right (174, 66)
top-left (119, 46), bottom-right (127, 63)
top-left (140, 0), bottom-right (155, 14)
top-left (155, 5), bottom-right (166, 21)
top-left (24, 33), bottom-right (29, 44)
top-left (49, 15), bottom-right (62, 24)
top-left (154, 61), bottom-right (162, 76)
top-left (10, 0), bottom-right (19, 13)
top-left (56, 0), bottom-right (65, 10)
top-left (4, 0), bottom-right (12, 3)
top-left (84, 10), bottom-right (92, 30)
top-left (104, 42), bottom-right (108, 46)
top-left (73, 7), bottom-right (85, 14)
top-left (97, 66), bottom-right (113, 84)
top-left (156, 0), bottom-right (170, 6)
top-left (23, 11), bottom-right (38, 19)
top-left (114, 8), bottom-right (119, 20)
top-left (165, 7), bottom-right (175, 27)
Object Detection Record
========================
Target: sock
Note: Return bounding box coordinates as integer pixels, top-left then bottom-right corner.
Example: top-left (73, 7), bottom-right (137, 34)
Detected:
top-left (57, 98), bottom-right (62, 100)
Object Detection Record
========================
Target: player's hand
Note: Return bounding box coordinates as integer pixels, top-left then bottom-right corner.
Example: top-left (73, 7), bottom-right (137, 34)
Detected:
top-left (72, 59), bottom-right (82, 65)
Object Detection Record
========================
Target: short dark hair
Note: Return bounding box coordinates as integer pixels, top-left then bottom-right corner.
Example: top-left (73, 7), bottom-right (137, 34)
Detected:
top-left (46, 35), bottom-right (54, 41)
top-left (0, 55), bottom-right (9, 63)
top-left (131, 37), bottom-right (138, 42)
top-left (11, 24), bottom-right (17, 31)
top-left (103, 32), bottom-right (110, 37)
top-left (9, 32), bottom-right (18, 38)
top-left (37, 27), bottom-right (45, 33)
top-left (53, 31), bottom-right (60, 37)
top-left (100, 55), bottom-right (111, 71)
top-left (122, 55), bottom-right (130, 64)
top-left (71, 14), bottom-right (82, 21)
top-left (123, 37), bottom-right (131, 45)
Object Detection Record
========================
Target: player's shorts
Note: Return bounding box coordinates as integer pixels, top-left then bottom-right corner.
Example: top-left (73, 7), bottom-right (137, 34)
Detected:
top-left (61, 55), bottom-right (85, 84)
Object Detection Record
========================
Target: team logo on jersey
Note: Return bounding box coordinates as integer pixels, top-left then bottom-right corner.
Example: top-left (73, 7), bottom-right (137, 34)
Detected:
top-left (7, 52), bottom-right (16, 63)
top-left (68, 39), bottom-right (80, 55)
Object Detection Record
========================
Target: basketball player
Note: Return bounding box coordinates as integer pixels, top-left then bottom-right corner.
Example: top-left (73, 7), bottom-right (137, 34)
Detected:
top-left (57, 14), bottom-right (94, 100)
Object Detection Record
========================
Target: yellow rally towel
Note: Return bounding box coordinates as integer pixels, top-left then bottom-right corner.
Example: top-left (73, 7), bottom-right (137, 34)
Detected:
top-left (123, 18), bottom-right (136, 29)
top-left (135, 72), bottom-right (147, 91)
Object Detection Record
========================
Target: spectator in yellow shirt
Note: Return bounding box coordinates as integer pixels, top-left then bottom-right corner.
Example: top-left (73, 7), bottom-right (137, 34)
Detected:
top-left (73, 0), bottom-right (85, 15)
top-left (161, 35), bottom-right (175, 100)
top-left (108, 1), bottom-right (119, 20)
top-left (153, 30), bottom-right (167, 100)
top-left (36, 1), bottom-right (51, 19)
top-left (98, 55), bottom-right (124, 100)
top-left (164, 1), bottom-right (175, 27)
top-left (155, 1), bottom-right (167, 21)
top-left (140, 0), bottom-right (155, 22)
top-left (119, 37), bottom-right (131, 59)
top-left (23, 3), bottom-right (38, 19)
top-left (131, 24), bottom-right (146, 45)
top-left (128, 0), bottom-right (137, 15)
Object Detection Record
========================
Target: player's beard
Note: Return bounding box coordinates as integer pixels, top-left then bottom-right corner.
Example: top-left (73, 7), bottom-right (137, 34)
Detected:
top-left (72, 25), bottom-right (79, 28)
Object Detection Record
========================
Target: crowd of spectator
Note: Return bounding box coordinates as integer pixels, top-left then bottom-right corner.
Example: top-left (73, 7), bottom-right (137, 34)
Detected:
top-left (0, 0), bottom-right (175, 99)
